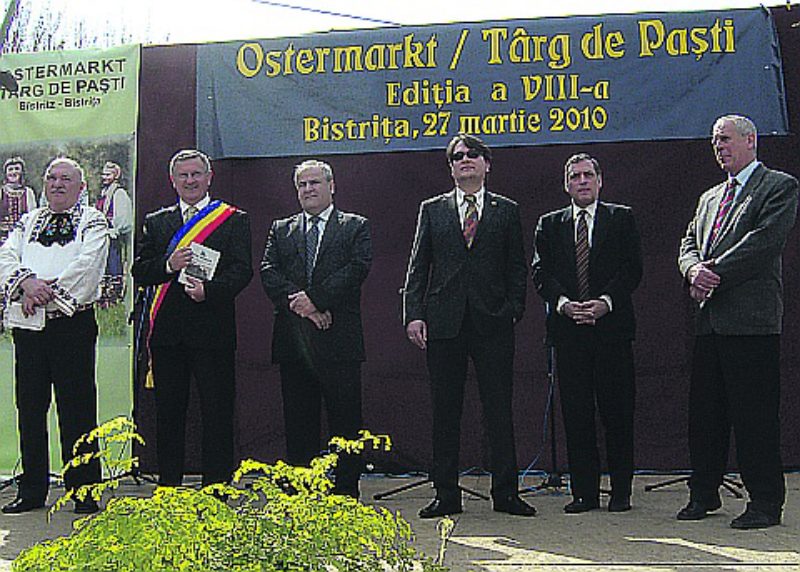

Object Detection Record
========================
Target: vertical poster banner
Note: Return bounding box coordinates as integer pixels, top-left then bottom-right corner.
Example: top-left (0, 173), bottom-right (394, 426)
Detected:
top-left (0, 44), bottom-right (140, 474)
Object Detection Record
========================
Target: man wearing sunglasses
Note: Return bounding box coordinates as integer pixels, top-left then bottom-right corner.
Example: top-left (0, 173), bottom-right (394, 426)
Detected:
top-left (403, 133), bottom-right (534, 518)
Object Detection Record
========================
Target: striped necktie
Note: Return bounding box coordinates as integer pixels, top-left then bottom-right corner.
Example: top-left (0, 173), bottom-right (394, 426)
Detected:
top-left (463, 194), bottom-right (479, 248)
top-left (306, 215), bottom-right (321, 283)
top-left (709, 178), bottom-right (738, 245)
top-left (575, 210), bottom-right (590, 301)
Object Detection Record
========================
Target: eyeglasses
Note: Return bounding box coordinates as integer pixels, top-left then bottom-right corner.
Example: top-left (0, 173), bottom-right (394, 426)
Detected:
top-left (451, 149), bottom-right (482, 162)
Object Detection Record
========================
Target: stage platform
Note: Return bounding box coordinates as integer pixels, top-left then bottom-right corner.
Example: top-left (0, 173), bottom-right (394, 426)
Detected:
top-left (1, 472), bottom-right (798, 571)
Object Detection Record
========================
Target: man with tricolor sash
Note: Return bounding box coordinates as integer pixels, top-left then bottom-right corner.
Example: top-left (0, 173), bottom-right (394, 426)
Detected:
top-left (132, 149), bottom-right (252, 487)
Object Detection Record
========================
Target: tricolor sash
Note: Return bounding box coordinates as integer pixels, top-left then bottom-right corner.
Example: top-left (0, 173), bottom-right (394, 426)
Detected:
top-left (144, 200), bottom-right (237, 388)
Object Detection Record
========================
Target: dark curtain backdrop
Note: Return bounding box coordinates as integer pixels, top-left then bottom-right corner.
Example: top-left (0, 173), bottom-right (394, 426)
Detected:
top-left (133, 8), bottom-right (800, 475)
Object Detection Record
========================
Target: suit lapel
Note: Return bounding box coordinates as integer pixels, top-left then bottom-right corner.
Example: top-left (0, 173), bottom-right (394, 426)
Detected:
top-left (287, 213), bottom-right (305, 260)
top-left (442, 190), bottom-right (465, 246)
top-left (591, 203), bottom-right (610, 260)
top-left (316, 208), bottom-right (340, 261)
top-left (708, 165), bottom-right (763, 255)
top-left (165, 205), bottom-right (183, 238)
top-left (701, 182), bottom-right (726, 257)
top-left (473, 191), bottom-right (497, 248)
top-left (559, 207), bottom-right (577, 268)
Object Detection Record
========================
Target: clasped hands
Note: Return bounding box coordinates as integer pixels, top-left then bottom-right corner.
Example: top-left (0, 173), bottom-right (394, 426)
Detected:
top-left (169, 246), bottom-right (206, 302)
top-left (289, 290), bottom-right (332, 331)
top-left (563, 299), bottom-right (609, 326)
top-left (20, 276), bottom-right (55, 316)
top-left (687, 261), bottom-right (720, 302)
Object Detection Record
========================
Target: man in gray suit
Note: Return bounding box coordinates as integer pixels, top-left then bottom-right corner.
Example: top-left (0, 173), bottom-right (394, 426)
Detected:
top-left (677, 114), bottom-right (798, 529)
top-left (261, 160), bottom-right (371, 498)
top-left (403, 133), bottom-right (535, 519)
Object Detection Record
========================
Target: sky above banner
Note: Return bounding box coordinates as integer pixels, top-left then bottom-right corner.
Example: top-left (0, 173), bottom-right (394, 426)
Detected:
top-left (197, 8), bottom-right (788, 158)
top-left (17, 0), bottom-right (774, 46)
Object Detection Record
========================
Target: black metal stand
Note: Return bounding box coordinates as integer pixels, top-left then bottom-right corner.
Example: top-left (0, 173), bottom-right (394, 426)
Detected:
top-left (519, 345), bottom-right (566, 494)
top-left (0, 475), bottom-right (18, 493)
top-left (645, 474), bottom-right (745, 498)
top-left (371, 452), bottom-right (489, 501)
top-left (111, 467), bottom-right (160, 487)
top-left (521, 345), bottom-right (565, 494)
top-left (373, 476), bottom-right (488, 501)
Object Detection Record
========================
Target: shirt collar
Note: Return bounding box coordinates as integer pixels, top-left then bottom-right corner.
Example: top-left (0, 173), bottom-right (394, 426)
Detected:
top-left (46, 200), bottom-right (82, 217)
top-left (571, 200), bottom-right (598, 220)
top-left (180, 194), bottom-right (210, 215)
top-left (457, 186), bottom-right (485, 205)
top-left (731, 159), bottom-right (760, 190)
top-left (304, 203), bottom-right (334, 224)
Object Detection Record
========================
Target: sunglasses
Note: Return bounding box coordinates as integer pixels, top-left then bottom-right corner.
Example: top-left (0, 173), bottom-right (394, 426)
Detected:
top-left (451, 149), bottom-right (482, 162)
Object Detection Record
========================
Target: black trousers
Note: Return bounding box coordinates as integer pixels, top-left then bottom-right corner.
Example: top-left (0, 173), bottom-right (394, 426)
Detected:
top-left (280, 360), bottom-right (363, 494)
top-left (426, 313), bottom-right (518, 501)
top-left (151, 343), bottom-right (235, 486)
top-left (555, 332), bottom-right (635, 500)
top-left (688, 334), bottom-right (785, 510)
top-left (12, 310), bottom-right (101, 501)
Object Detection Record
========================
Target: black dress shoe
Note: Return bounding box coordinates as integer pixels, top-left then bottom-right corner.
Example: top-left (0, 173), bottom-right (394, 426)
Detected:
top-left (74, 498), bottom-right (100, 515)
top-left (730, 504), bottom-right (781, 529)
top-left (493, 495), bottom-right (536, 517)
top-left (676, 499), bottom-right (722, 521)
top-left (564, 497), bottom-right (600, 514)
top-left (608, 495), bottom-right (632, 512)
top-left (2, 497), bottom-right (45, 514)
top-left (418, 497), bottom-right (462, 519)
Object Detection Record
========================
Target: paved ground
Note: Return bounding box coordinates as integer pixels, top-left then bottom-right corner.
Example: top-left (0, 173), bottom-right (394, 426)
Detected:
top-left (1, 472), bottom-right (798, 571)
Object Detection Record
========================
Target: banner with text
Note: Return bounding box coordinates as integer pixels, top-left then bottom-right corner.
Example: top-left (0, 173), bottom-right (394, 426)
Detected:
top-left (0, 44), bottom-right (139, 144)
top-left (0, 45), bottom-right (139, 473)
top-left (197, 8), bottom-right (787, 158)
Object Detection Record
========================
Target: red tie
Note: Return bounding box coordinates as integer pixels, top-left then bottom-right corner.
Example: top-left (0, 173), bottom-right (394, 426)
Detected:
top-left (463, 194), bottom-right (478, 248)
top-left (709, 178), bottom-right (738, 245)
top-left (575, 210), bottom-right (590, 301)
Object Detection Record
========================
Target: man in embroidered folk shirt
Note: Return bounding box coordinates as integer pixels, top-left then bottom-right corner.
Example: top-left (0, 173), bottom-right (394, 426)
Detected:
top-left (132, 149), bottom-right (252, 487)
top-left (0, 157), bottom-right (109, 515)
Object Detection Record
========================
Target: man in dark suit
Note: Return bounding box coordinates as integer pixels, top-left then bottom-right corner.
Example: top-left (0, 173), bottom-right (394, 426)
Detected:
top-left (132, 149), bottom-right (253, 487)
top-left (403, 133), bottom-right (535, 518)
top-left (261, 159), bottom-right (371, 498)
top-left (677, 115), bottom-right (798, 529)
top-left (531, 153), bottom-right (642, 514)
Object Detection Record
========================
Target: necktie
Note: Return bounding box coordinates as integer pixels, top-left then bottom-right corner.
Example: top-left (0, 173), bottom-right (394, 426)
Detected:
top-left (306, 215), bottom-right (321, 283)
top-left (184, 205), bottom-right (198, 223)
top-left (709, 178), bottom-right (738, 245)
top-left (575, 210), bottom-right (590, 301)
top-left (463, 194), bottom-right (479, 248)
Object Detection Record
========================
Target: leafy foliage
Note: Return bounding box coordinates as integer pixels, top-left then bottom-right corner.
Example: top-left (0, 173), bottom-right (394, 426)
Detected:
top-left (13, 418), bottom-right (450, 572)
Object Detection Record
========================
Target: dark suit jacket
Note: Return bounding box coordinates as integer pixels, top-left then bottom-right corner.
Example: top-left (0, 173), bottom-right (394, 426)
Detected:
top-left (678, 163), bottom-right (799, 335)
top-left (132, 203), bottom-right (253, 349)
top-left (402, 189), bottom-right (527, 340)
top-left (531, 201), bottom-right (642, 345)
top-left (260, 208), bottom-right (371, 364)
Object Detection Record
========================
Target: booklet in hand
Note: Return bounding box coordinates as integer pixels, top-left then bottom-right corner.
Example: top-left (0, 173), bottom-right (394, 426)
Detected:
top-left (178, 242), bottom-right (220, 285)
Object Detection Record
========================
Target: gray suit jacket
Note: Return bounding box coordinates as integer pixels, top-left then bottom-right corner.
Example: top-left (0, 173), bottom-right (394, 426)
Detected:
top-left (678, 163), bottom-right (799, 335)
top-left (402, 189), bottom-right (527, 340)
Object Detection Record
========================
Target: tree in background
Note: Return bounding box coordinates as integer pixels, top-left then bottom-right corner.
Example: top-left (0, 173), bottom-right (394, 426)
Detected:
top-left (1, 0), bottom-right (165, 54)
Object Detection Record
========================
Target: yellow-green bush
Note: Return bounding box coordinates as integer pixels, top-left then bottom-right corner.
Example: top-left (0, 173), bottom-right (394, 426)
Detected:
top-left (13, 418), bottom-right (449, 572)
